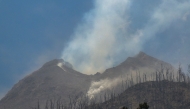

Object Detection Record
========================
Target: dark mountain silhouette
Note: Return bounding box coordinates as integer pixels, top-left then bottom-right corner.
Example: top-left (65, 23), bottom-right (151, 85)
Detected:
top-left (0, 52), bottom-right (176, 109)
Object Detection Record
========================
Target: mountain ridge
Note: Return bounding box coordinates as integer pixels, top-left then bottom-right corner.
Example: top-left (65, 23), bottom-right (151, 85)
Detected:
top-left (0, 51), bottom-right (175, 109)
top-left (98, 80), bottom-right (190, 109)
top-left (96, 51), bottom-right (174, 80)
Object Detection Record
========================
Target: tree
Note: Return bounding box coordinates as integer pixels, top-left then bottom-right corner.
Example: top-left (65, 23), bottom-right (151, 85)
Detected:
top-left (137, 102), bottom-right (149, 109)
top-left (120, 106), bottom-right (128, 109)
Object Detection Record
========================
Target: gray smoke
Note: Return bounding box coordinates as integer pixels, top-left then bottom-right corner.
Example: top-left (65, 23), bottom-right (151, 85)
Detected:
top-left (61, 0), bottom-right (190, 74)
top-left (87, 77), bottom-right (122, 99)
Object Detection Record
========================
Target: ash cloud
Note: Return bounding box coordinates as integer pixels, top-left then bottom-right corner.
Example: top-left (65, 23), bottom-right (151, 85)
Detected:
top-left (61, 0), bottom-right (190, 74)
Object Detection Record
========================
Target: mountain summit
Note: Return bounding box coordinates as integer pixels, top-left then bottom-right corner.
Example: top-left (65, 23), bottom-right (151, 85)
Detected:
top-left (42, 59), bottom-right (73, 69)
top-left (97, 51), bottom-right (173, 80)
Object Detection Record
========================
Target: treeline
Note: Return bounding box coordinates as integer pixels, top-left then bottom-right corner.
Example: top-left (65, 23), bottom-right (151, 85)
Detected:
top-left (32, 65), bottom-right (190, 109)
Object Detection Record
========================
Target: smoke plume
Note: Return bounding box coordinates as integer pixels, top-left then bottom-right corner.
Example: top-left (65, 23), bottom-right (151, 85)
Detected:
top-left (87, 77), bottom-right (123, 99)
top-left (61, 0), bottom-right (190, 74)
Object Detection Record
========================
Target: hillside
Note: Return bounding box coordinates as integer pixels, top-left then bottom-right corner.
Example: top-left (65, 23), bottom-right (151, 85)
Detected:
top-left (0, 59), bottom-right (91, 109)
top-left (88, 52), bottom-right (175, 99)
top-left (98, 80), bottom-right (190, 109)
top-left (95, 52), bottom-right (173, 80)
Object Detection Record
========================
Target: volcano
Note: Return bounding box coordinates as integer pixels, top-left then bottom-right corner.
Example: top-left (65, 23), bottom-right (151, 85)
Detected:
top-left (0, 52), bottom-right (175, 109)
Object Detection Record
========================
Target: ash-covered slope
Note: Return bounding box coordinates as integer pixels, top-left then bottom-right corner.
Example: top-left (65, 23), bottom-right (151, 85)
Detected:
top-left (96, 51), bottom-right (174, 79)
top-left (0, 52), bottom-right (175, 109)
top-left (0, 59), bottom-right (91, 109)
top-left (87, 52), bottom-right (175, 99)
top-left (99, 81), bottom-right (190, 109)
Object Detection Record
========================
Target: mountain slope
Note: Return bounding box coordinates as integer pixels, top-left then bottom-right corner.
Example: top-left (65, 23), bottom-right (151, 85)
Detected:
top-left (0, 59), bottom-right (91, 109)
top-left (87, 52), bottom-right (175, 99)
top-left (99, 80), bottom-right (190, 109)
top-left (98, 51), bottom-right (174, 79)
top-left (0, 52), bottom-right (176, 109)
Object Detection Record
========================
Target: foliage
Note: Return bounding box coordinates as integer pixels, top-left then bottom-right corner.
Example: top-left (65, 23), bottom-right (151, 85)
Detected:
top-left (137, 102), bottom-right (149, 109)
top-left (120, 106), bottom-right (128, 109)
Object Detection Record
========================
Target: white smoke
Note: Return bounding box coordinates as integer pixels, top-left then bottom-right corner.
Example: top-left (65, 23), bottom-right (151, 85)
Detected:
top-left (87, 67), bottom-right (178, 99)
top-left (87, 78), bottom-right (122, 99)
top-left (61, 0), bottom-right (134, 74)
top-left (137, 0), bottom-right (190, 41)
top-left (182, 11), bottom-right (190, 21)
top-left (61, 0), bottom-right (190, 74)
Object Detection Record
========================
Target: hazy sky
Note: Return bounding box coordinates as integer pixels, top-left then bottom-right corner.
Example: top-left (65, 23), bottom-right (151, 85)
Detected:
top-left (0, 0), bottom-right (190, 99)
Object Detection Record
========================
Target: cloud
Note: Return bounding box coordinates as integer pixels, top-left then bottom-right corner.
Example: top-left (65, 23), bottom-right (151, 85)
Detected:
top-left (61, 0), bottom-right (190, 75)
